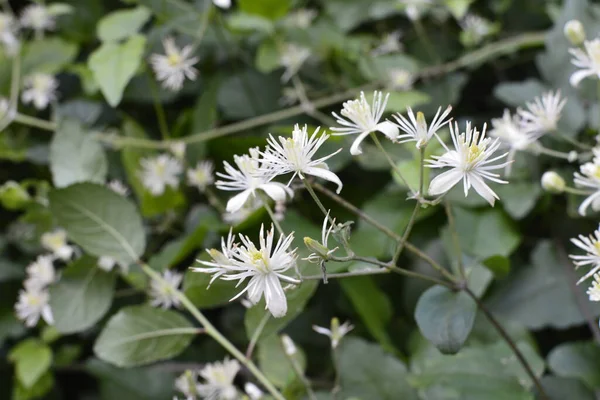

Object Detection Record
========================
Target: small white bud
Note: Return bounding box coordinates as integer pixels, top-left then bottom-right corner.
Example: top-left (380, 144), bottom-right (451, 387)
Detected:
top-left (280, 334), bottom-right (297, 356)
top-left (568, 150), bottom-right (578, 163)
top-left (541, 171), bottom-right (565, 194)
top-left (564, 19), bottom-right (585, 46)
top-left (169, 141), bottom-right (186, 159)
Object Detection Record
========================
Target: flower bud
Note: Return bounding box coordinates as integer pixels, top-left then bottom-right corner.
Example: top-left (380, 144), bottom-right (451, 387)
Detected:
top-left (169, 141), bottom-right (186, 159)
top-left (304, 237), bottom-right (330, 259)
top-left (0, 181), bottom-right (31, 210)
top-left (280, 334), bottom-right (297, 356)
top-left (564, 19), bottom-right (585, 46)
top-left (568, 150), bottom-right (579, 163)
top-left (541, 171), bottom-right (565, 194)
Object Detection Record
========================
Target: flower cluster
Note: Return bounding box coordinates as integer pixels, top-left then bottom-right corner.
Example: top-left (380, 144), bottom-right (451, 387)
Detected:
top-left (174, 359), bottom-right (241, 400)
top-left (15, 255), bottom-right (56, 327)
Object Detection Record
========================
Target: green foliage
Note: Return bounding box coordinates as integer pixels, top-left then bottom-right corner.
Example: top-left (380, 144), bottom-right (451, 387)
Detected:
top-left (9, 339), bottom-right (53, 389)
top-left (96, 6), bottom-right (152, 42)
top-left (548, 341), bottom-right (600, 389)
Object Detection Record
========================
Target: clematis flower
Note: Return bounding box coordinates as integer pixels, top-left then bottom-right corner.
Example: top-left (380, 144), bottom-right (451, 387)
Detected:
top-left (149, 37), bottom-right (199, 91)
top-left (569, 38), bottom-right (600, 87)
top-left (392, 105), bottom-right (452, 149)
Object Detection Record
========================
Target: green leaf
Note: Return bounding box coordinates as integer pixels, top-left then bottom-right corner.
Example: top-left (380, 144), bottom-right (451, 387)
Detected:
top-left (22, 38), bottom-right (78, 75)
top-left (239, 0), bottom-right (290, 20)
top-left (97, 6), bottom-right (151, 42)
top-left (548, 341), bottom-right (600, 389)
top-left (94, 305), bottom-right (196, 367)
top-left (495, 181), bottom-right (541, 220)
top-left (340, 277), bottom-right (395, 353)
top-left (541, 377), bottom-right (595, 400)
top-left (487, 241), bottom-right (600, 329)
top-left (49, 256), bottom-right (116, 334)
top-left (11, 372), bottom-right (54, 400)
top-left (0, 181), bottom-right (31, 210)
top-left (88, 34), bottom-right (146, 107)
top-left (217, 70), bottom-right (282, 119)
top-left (338, 337), bottom-right (418, 400)
top-left (382, 91), bottom-right (431, 113)
top-left (255, 39), bottom-right (281, 73)
top-left (184, 266), bottom-right (239, 310)
top-left (482, 255), bottom-right (510, 279)
top-left (258, 334), bottom-right (306, 388)
top-left (444, 0), bottom-right (475, 19)
top-left (227, 12), bottom-right (275, 33)
top-left (50, 119), bottom-right (108, 188)
top-left (415, 285), bottom-right (477, 354)
top-left (48, 182), bottom-right (146, 265)
top-left (9, 339), bottom-right (53, 388)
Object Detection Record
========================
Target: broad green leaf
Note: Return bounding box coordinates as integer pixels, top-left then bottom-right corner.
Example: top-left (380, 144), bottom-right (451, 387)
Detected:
top-left (88, 34), bottom-right (146, 107)
top-left (487, 241), bottom-right (600, 329)
top-left (49, 256), bottom-right (116, 334)
top-left (50, 119), bottom-right (108, 188)
top-left (86, 359), bottom-right (175, 400)
top-left (227, 12), bottom-right (275, 34)
top-left (97, 6), bottom-right (151, 42)
top-left (8, 339), bottom-right (52, 388)
top-left (482, 255), bottom-right (510, 278)
top-left (255, 39), bottom-right (281, 73)
top-left (239, 0), bottom-right (290, 20)
top-left (217, 70), bottom-right (282, 119)
top-left (258, 334), bottom-right (306, 388)
top-left (444, 0), bottom-right (474, 19)
top-left (495, 182), bottom-right (541, 220)
top-left (11, 372), bottom-right (54, 400)
top-left (183, 268), bottom-right (239, 309)
top-left (48, 182), bottom-right (146, 265)
top-left (47, 3), bottom-right (74, 16)
top-left (541, 377), bottom-right (595, 400)
top-left (324, 0), bottom-right (399, 32)
top-left (548, 341), bottom-right (600, 389)
top-left (340, 277), bottom-right (395, 352)
top-left (22, 38), bottom-right (78, 75)
top-left (415, 285), bottom-right (477, 354)
top-left (338, 337), bottom-right (418, 400)
top-left (382, 91), bottom-right (431, 113)
top-left (94, 305), bottom-right (196, 367)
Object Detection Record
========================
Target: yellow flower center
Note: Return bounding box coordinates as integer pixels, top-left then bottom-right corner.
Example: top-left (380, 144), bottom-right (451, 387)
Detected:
top-left (248, 248), bottom-right (269, 273)
top-left (592, 165), bottom-right (600, 180)
top-left (167, 53), bottom-right (181, 66)
top-left (466, 143), bottom-right (484, 164)
top-left (594, 241), bottom-right (600, 254)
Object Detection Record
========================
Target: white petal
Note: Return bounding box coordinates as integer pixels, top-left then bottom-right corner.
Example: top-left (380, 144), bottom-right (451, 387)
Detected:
top-left (305, 166), bottom-right (343, 194)
top-left (375, 121), bottom-right (399, 140)
top-left (350, 130), bottom-right (373, 155)
top-left (578, 191), bottom-right (600, 216)
top-left (570, 69), bottom-right (596, 87)
top-left (260, 183), bottom-right (290, 202)
top-left (469, 173), bottom-right (499, 206)
top-left (428, 169), bottom-right (463, 196)
top-left (226, 190), bottom-right (252, 213)
top-left (264, 273), bottom-right (287, 318)
top-left (246, 275), bottom-right (264, 304)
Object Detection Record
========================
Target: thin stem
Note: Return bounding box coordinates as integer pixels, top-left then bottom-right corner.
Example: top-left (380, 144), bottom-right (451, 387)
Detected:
top-left (302, 268), bottom-right (391, 280)
top-left (204, 186), bottom-right (225, 213)
top-left (246, 312), bottom-right (271, 359)
top-left (291, 75), bottom-right (336, 127)
top-left (190, 0), bottom-right (213, 51)
top-left (302, 178), bottom-right (332, 221)
top-left (534, 144), bottom-right (573, 161)
top-left (259, 192), bottom-right (285, 236)
top-left (281, 339), bottom-right (318, 400)
top-left (147, 71), bottom-right (171, 140)
top-left (331, 346), bottom-right (341, 399)
top-left (9, 47), bottom-right (21, 108)
top-left (14, 113), bottom-right (56, 131)
top-left (370, 133), bottom-right (413, 192)
top-left (140, 264), bottom-right (284, 400)
top-left (563, 186), bottom-right (592, 196)
top-left (444, 200), bottom-right (466, 280)
top-left (465, 287), bottom-right (548, 400)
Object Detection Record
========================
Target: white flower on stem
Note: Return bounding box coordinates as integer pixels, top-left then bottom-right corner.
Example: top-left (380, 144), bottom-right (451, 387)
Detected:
top-left (569, 38), bottom-right (600, 87)
top-left (244, 382), bottom-right (264, 400)
top-left (97, 256), bottom-right (129, 274)
top-left (24, 255), bottom-right (56, 290)
top-left (193, 224), bottom-right (297, 318)
top-left (392, 105), bottom-right (452, 149)
top-left (587, 273), bottom-right (600, 301)
top-left (331, 91), bottom-right (399, 155)
top-left (574, 157), bottom-right (600, 215)
top-left (570, 227), bottom-right (600, 284)
top-left (460, 14), bottom-right (496, 46)
top-left (187, 161), bottom-right (214, 192)
top-left (139, 154), bottom-right (183, 196)
top-left (279, 43), bottom-right (311, 82)
top-left (193, 229), bottom-right (237, 285)
top-left (386, 68), bottom-right (414, 90)
top-left (212, 0), bottom-right (232, 9)
top-left (21, 73), bottom-right (58, 110)
top-left (304, 210), bottom-right (338, 263)
top-left (174, 370), bottom-right (200, 400)
top-left (285, 9), bottom-right (317, 29)
top-left (215, 148), bottom-right (293, 213)
top-left (516, 91), bottom-right (566, 134)
top-left (41, 229), bottom-right (74, 261)
top-left (197, 358), bottom-right (240, 400)
top-left (20, 4), bottom-right (54, 35)
top-left (262, 124), bottom-right (343, 193)
top-left (150, 37), bottom-right (199, 91)
top-left (170, 141), bottom-right (186, 159)
top-left (312, 318), bottom-right (354, 349)
top-left (371, 31), bottom-right (403, 56)
top-left (0, 13), bottom-right (19, 55)
top-left (149, 270), bottom-right (183, 309)
top-left (15, 288), bottom-right (53, 327)
top-left (426, 121), bottom-right (509, 206)
top-left (399, 0), bottom-right (432, 21)
top-left (107, 179), bottom-right (129, 196)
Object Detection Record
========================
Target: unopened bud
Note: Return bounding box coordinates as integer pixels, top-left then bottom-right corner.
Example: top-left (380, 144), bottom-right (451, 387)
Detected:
top-left (280, 334), bottom-right (297, 356)
top-left (304, 237), bottom-right (330, 259)
top-left (541, 171), bottom-right (565, 193)
top-left (564, 20), bottom-right (585, 46)
top-left (568, 150), bottom-right (579, 163)
top-left (169, 141), bottom-right (186, 159)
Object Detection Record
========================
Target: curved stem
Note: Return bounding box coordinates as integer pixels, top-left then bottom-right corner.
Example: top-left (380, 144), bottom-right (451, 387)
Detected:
top-left (147, 70), bottom-right (171, 140)
top-left (258, 192), bottom-right (285, 236)
top-left (140, 264), bottom-right (284, 400)
top-left (14, 113), bottom-right (56, 131)
top-left (246, 312), bottom-right (270, 359)
top-left (464, 287), bottom-right (548, 400)
top-left (370, 133), bottom-right (413, 192)
top-left (444, 200), bottom-right (466, 280)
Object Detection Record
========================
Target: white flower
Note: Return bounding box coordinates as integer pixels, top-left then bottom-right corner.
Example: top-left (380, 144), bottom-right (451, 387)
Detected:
top-left (313, 318), bottom-right (354, 348)
top-left (244, 382), bottom-right (264, 400)
top-left (20, 4), bottom-right (54, 35)
top-left (516, 91), bottom-right (566, 134)
top-left (262, 124), bottom-right (343, 193)
top-left (371, 31), bottom-right (403, 56)
top-left (150, 37), bottom-right (199, 91)
top-left (587, 273), bottom-right (600, 301)
top-left (426, 121), bottom-right (509, 206)
top-left (193, 229), bottom-right (237, 285)
top-left (193, 225), bottom-right (297, 318)
top-left (15, 288), bottom-right (53, 327)
top-left (285, 9), bottom-right (317, 29)
top-left (107, 179), bottom-right (129, 196)
top-left (0, 13), bottom-right (19, 55)
top-left (392, 105), bottom-right (452, 149)
top-left (174, 370), bottom-right (200, 400)
top-left (215, 148), bottom-right (293, 213)
top-left (386, 68), bottom-right (414, 90)
top-left (490, 110), bottom-right (540, 151)
top-left (570, 227), bottom-right (600, 284)
top-left (21, 73), bottom-right (58, 110)
top-left (281, 334), bottom-right (297, 356)
top-left (331, 91), bottom-right (399, 155)
top-left (569, 38), bottom-right (600, 87)
top-left (460, 14), bottom-right (496, 46)
top-left (279, 43), bottom-right (311, 82)
top-left (97, 256), bottom-right (129, 274)
top-left (170, 141), bottom-right (186, 159)
top-left (574, 156), bottom-right (600, 216)
top-left (399, 0), bottom-right (432, 21)
top-left (41, 229), bottom-right (74, 261)
top-left (541, 171), bottom-right (566, 193)
top-left (149, 270), bottom-right (183, 309)
top-left (187, 161), bottom-right (214, 192)
top-left (24, 255), bottom-right (55, 290)
top-left (304, 210), bottom-right (338, 263)
top-left (213, 0), bottom-right (231, 9)
top-left (564, 19), bottom-right (585, 46)
top-left (197, 358), bottom-right (240, 400)
top-left (139, 154), bottom-right (183, 196)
